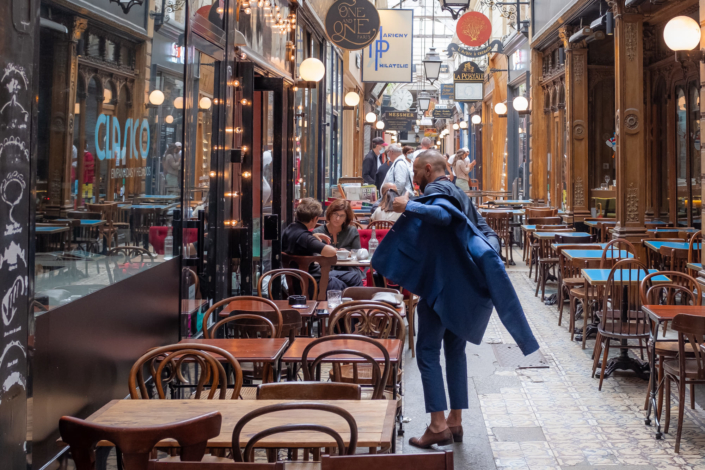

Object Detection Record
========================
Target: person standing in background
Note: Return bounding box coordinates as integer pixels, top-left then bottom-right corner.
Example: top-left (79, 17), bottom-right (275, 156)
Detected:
top-left (362, 137), bottom-right (388, 185)
top-left (411, 137), bottom-right (433, 163)
top-left (383, 144), bottom-right (414, 197)
top-left (402, 146), bottom-right (415, 170)
top-left (374, 148), bottom-right (390, 191)
top-left (452, 149), bottom-right (475, 191)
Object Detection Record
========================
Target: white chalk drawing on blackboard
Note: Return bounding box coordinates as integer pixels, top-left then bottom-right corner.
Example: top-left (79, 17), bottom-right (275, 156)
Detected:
top-left (0, 136), bottom-right (30, 163)
top-left (0, 63), bottom-right (29, 130)
top-left (0, 340), bottom-right (26, 404)
top-left (0, 241), bottom-right (26, 271)
top-left (1, 171), bottom-right (25, 235)
top-left (1, 275), bottom-right (27, 326)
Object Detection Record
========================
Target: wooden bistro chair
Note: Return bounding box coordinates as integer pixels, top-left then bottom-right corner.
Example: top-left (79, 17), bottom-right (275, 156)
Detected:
top-left (688, 231), bottom-right (703, 278)
top-left (641, 238), bottom-right (685, 269)
top-left (485, 212), bottom-right (513, 265)
top-left (202, 297), bottom-right (284, 397)
top-left (129, 344), bottom-right (244, 401)
top-left (663, 314), bottom-right (705, 453)
top-left (132, 207), bottom-right (161, 249)
top-left (567, 259), bottom-right (603, 348)
top-left (640, 271), bottom-right (700, 422)
top-left (592, 259), bottom-right (651, 391)
top-left (367, 220), bottom-right (395, 230)
top-left (659, 246), bottom-right (689, 273)
top-left (533, 228), bottom-right (575, 300)
top-left (231, 402), bottom-right (358, 463)
top-left (321, 450), bottom-right (455, 470)
top-left (60, 412), bottom-right (222, 470)
top-left (282, 253), bottom-right (337, 301)
top-left (105, 246), bottom-right (156, 284)
top-left (554, 240), bottom-right (600, 328)
top-left (653, 230), bottom-right (686, 240)
top-left (258, 268), bottom-right (318, 303)
top-left (87, 202), bottom-right (125, 249)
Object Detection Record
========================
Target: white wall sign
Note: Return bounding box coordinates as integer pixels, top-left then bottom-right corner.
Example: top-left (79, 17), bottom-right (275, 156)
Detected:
top-left (362, 10), bottom-right (413, 83)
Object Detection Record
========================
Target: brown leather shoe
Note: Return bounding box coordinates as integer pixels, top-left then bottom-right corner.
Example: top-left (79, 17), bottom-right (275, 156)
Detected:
top-left (448, 425), bottom-right (463, 442)
top-left (408, 426), bottom-right (454, 449)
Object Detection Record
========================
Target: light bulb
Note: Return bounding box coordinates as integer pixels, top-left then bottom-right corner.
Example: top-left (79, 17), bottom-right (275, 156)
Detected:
top-left (209, 171), bottom-right (217, 177)
top-left (165, 115), bottom-right (174, 124)
top-left (173, 96), bottom-right (183, 109)
top-left (241, 99), bottom-right (250, 105)
top-left (453, 123), bottom-right (459, 130)
top-left (365, 112), bottom-right (377, 123)
top-left (664, 16), bottom-right (701, 51)
top-left (471, 115), bottom-right (482, 124)
top-left (344, 92), bottom-right (360, 106)
top-left (459, 121), bottom-right (468, 129)
top-left (299, 58), bottom-right (325, 82)
top-left (199, 96), bottom-right (212, 109)
top-left (376, 121), bottom-right (385, 129)
top-left (148, 90), bottom-right (165, 106)
top-left (494, 102), bottom-right (508, 115)
top-left (513, 96), bottom-right (529, 111)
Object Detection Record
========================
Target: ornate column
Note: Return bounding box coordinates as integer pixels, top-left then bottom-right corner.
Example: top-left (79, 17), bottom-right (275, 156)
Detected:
top-left (609, 0), bottom-right (647, 243)
top-left (559, 26), bottom-right (590, 222)
top-left (698, 0), bottom-right (705, 292)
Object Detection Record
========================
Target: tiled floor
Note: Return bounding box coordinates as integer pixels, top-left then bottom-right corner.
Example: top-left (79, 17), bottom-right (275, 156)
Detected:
top-left (460, 251), bottom-right (705, 469)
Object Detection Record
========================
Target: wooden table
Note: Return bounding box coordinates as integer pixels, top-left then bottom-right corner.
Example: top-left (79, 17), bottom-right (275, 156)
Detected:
top-left (533, 231), bottom-right (589, 239)
top-left (79, 399), bottom-right (397, 450)
top-left (644, 241), bottom-right (696, 252)
top-left (335, 258), bottom-right (372, 268)
top-left (643, 305), bottom-right (705, 439)
top-left (178, 338), bottom-right (289, 363)
top-left (36, 226), bottom-right (70, 234)
top-left (487, 199), bottom-right (531, 206)
top-left (687, 262), bottom-right (702, 271)
top-left (563, 249), bottom-right (633, 261)
top-left (220, 300), bottom-right (318, 318)
top-left (551, 242), bottom-right (606, 250)
top-left (480, 209), bottom-right (525, 215)
top-left (581, 268), bottom-right (669, 285)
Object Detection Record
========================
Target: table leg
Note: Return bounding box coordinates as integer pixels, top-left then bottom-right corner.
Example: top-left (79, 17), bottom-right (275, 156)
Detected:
top-left (600, 287), bottom-right (649, 380)
top-left (645, 320), bottom-right (663, 439)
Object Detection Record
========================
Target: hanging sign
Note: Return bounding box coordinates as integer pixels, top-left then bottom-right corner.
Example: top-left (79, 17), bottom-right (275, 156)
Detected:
top-left (362, 9), bottom-right (414, 83)
top-left (446, 40), bottom-right (504, 58)
top-left (456, 12), bottom-right (492, 47)
top-left (453, 61), bottom-right (484, 102)
top-left (432, 107), bottom-right (453, 119)
top-left (325, 0), bottom-right (380, 50)
top-left (440, 84), bottom-right (454, 100)
top-left (383, 111), bottom-right (415, 131)
top-left (440, 64), bottom-right (450, 74)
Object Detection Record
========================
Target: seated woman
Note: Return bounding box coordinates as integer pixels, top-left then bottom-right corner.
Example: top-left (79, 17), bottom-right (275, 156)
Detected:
top-left (281, 198), bottom-right (362, 292)
top-left (314, 199), bottom-right (364, 285)
top-left (370, 184), bottom-right (402, 223)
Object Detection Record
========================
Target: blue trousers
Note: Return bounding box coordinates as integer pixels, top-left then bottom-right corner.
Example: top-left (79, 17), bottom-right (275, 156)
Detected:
top-left (416, 298), bottom-right (469, 413)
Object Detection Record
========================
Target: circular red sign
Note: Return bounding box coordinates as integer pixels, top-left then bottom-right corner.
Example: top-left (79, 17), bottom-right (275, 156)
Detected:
top-left (456, 12), bottom-right (492, 47)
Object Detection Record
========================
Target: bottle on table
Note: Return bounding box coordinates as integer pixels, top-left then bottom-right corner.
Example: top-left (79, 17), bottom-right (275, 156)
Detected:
top-left (164, 226), bottom-right (173, 259)
top-left (369, 225), bottom-right (378, 257)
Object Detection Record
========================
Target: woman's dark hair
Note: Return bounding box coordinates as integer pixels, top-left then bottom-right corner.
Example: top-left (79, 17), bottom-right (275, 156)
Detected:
top-left (380, 188), bottom-right (401, 212)
top-left (325, 198), bottom-right (354, 229)
top-left (402, 145), bottom-right (414, 156)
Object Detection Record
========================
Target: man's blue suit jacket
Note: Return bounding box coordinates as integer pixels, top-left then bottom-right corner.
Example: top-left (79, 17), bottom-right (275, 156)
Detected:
top-left (371, 193), bottom-right (539, 356)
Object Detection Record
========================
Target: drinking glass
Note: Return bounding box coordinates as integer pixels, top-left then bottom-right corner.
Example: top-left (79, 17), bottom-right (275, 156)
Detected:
top-left (327, 290), bottom-right (342, 311)
top-left (351, 249), bottom-right (359, 261)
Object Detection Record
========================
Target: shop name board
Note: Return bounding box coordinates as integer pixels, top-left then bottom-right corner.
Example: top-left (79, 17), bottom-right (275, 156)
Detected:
top-left (440, 84), bottom-right (454, 100)
top-left (362, 10), bottom-right (414, 83)
top-left (383, 111), bottom-right (415, 130)
top-left (94, 114), bottom-right (151, 161)
top-left (432, 108), bottom-right (453, 119)
top-left (325, 0), bottom-right (380, 50)
top-left (446, 40), bottom-right (504, 59)
top-left (454, 61), bottom-right (484, 102)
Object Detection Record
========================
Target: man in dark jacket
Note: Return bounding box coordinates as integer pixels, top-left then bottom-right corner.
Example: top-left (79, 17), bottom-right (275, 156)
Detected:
top-left (362, 137), bottom-right (387, 185)
top-left (374, 152), bottom-right (390, 190)
top-left (381, 151), bottom-right (537, 449)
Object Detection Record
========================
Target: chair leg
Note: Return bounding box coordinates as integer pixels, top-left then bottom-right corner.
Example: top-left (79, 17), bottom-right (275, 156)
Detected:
top-left (664, 375), bottom-right (671, 434)
top-left (690, 382), bottom-right (695, 410)
top-left (408, 300), bottom-right (416, 358)
top-left (569, 296), bottom-right (576, 341)
top-left (644, 372), bottom-right (652, 411)
top-left (598, 339), bottom-right (610, 391)
top-left (592, 333), bottom-right (602, 378)
top-left (581, 299), bottom-right (589, 350)
top-left (535, 263), bottom-right (541, 297)
top-left (676, 380), bottom-right (686, 453)
top-left (657, 357), bottom-right (665, 422)
top-left (558, 288), bottom-right (564, 326)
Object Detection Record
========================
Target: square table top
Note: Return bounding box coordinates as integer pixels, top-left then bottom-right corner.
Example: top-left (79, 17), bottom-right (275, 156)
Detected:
top-left (181, 299), bottom-right (208, 315)
top-left (551, 242), bottom-right (606, 250)
top-left (687, 262), bottom-right (702, 271)
top-left (177, 338), bottom-right (290, 362)
top-left (534, 231), bottom-right (590, 239)
top-left (221, 300), bottom-right (318, 318)
top-left (481, 209), bottom-right (524, 215)
top-left (644, 241), bottom-right (696, 252)
top-left (647, 228), bottom-right (698, 233)
top-left (81, 399), bottom-right (396, 448)
top-left (521, 225), bottom-right (536, 231)
top-left (584, 220), bottom-right (616, 227)
top-left (55, 218), bottom-right (106, 226)
top-left (335, 258), bottom-right (372, 267)
top-left (563, 249), bottom-right (633, 260)
top-left (645, 220), bottom-right (668, 225)
top-left (36, 226), bottom-right (70, 234)
top-left (581, 269), bottom-right (669, 285)
top-left (643, 305), bottom-right (705, 323)
top-left (487, 200), bottom-right (531, 205)
top-left (282, 337), bottom-right (403, 364)
top-left (137, 194), bottom-right (179, 200)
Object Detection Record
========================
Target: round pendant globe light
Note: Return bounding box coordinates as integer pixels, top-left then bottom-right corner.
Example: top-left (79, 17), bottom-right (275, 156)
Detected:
top-left (174, 96), bottom-right (184, 109)
top-left (375, 121), bottom-right (385, 130)
top-left (344, 91), bottom-right (360, 106)
top-left (494, 102), bottom-right (508, 116)
top-left (452, 123), bottom-right (459, 130)
top-left (199, 96), bottom-right (212, 110)
top-left (513, 96), bottom-right (529, 112)
top-left (365, 112), bottom-right (377, 123)
top-left (165, 115), bottom-right (174, 124)
top-left (299, 58), bottom-right (326, 82)
top-left (471, 114), bottom-right (482, 124)
top-left (664, 16), bottom-right (701, 51)
top-left (459, 121), bottom-right (468, 129)
top-left (149, 89), bottom-right (165, 106)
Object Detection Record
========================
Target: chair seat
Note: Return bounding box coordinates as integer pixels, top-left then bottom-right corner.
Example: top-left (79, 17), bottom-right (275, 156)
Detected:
top-left (598, 321), bottom-right (650, 338)
top-left (332, 364), bottom-right (402, 386)
top-left (538, 257), bottom-right (559, 264)
top-left (569, 287), bottom-right (597, 297)
top-left (562, 277), bottom-right (584, 286)
top-left (663, 358), bottom-right (705, 379)
top-left (654, 341), bottom-right (696, 357)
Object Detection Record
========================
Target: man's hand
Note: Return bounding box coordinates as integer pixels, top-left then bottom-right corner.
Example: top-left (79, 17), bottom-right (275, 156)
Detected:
top-left (393, 192), bottom-right (410, 213)
top-left (312, 233), bottom-right (331, 244)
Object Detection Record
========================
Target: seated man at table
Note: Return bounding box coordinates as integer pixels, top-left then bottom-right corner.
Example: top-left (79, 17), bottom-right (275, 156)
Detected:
top-left (282, 198), bottom-right (363, 293)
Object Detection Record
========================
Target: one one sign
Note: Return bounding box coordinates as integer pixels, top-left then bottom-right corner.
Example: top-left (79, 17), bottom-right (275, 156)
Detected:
top-left (440, 84), bottom-right (454, 100)
top-left (456, 12), bottom-right (492, 47)
top-left (433, 108), bottom-right (453, 119)
top-left (362, 9), bottom-right (414, 83)
top-left (440, 64), bottom-right (450, 74)
top-left (383, 111), bottom-right (415, 131)
top-left (454, 61), bottom-right (484, 102)
top-left (325, 0), bottom-right (380, 50)
top-left (446, 40), bottom-right (504, 58)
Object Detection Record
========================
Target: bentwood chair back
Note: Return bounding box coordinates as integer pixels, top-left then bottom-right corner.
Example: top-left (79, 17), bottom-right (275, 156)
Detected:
top-left (105, 246), bottom-right (156, 284)
top-left (601, 239), bottom-right (636, 268)
top-left (321, 450), bottom-right (455, 470)
top-left (281, 253), bottom-right (337, 300)
top-left (129, 344), bottom-right (243, 400)
top-left (150, 462), bottom-right (284, 470)
top-left (329, 302), bottom-right (405, 344)
top-left (527, 216), bottom-right (563, 226)
top-left (659, 246), bottom-right (689, 273)
top-left (653, 230), bottom-right (685, 239)
top-left (231, 403), bottom-right (358, 462)
top-left (525, 208), bottom-right (557, 219)
top-left (663, 314), bottom-right (705, 453)
top-left (202, 297), bottom-right (283, 339)
top-left (258, 268), bottom-right (318, 301)
top-left (688, 231), bottom-right (702, 264)
top-left (301, 334), bottom-right (391, 400)
top-left (485, 212), bottom-right (512, 263)
top-left (60, 412), bottom-right (222, 470)
top-left (256, 382), bottom-right (362, 400)
top-left (555, 234), bottom-right (596, 244)
top-left (368, 220), bottom-right (395, 229)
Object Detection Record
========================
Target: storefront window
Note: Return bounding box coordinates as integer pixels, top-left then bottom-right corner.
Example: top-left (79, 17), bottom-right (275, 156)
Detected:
top-left (689, 82), bottom-right (701, 226)
top-left (33, 5), bottom-right (186, 309)
top-left (676, 86), bottom-right (687, 225)
top-left (295, 26), bottom-right (320, 201)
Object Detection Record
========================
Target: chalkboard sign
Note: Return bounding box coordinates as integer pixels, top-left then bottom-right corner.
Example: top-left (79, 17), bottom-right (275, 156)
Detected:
top-left (433, 108), bottom-right (453, 119)
top-left (325, 0), bottom-right (380, 50)
top-left (383, 111), bottom-right (415, 131)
